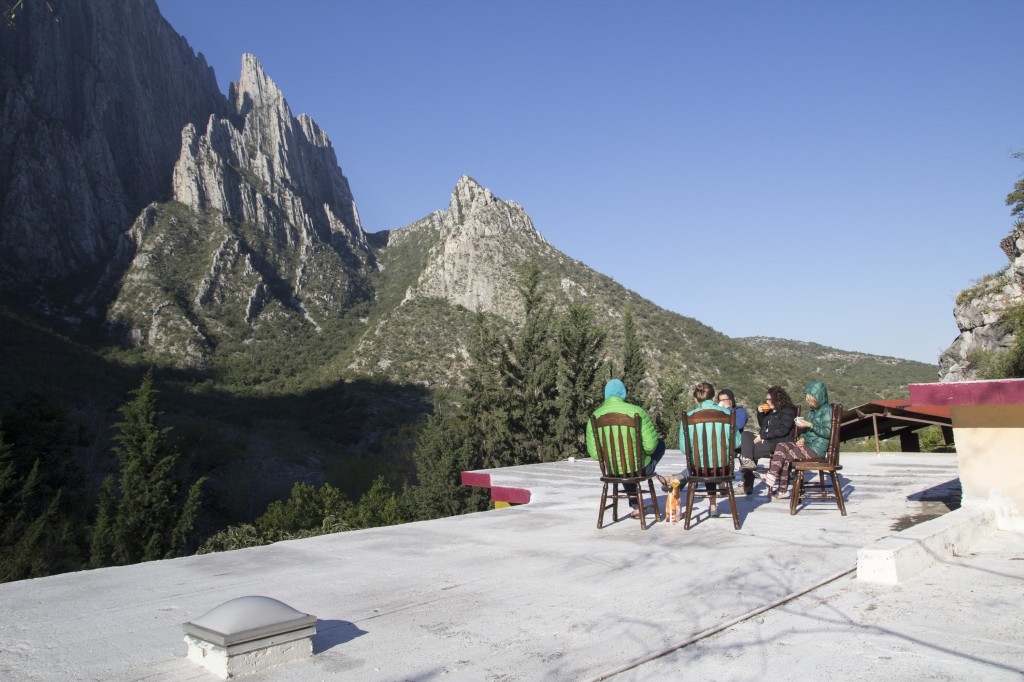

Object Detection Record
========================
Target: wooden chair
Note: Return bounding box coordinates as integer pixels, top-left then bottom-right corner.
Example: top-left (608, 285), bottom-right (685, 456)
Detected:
top-left (591, 413), bottom-right (660, 530)
top-left (790, 403), bottom-right (846, 515)
top-left (680, 409), bottom-right (740, 529)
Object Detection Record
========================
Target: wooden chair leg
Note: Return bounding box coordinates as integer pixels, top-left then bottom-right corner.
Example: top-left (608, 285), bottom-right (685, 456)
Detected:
top-left (637, 487), bottom-right (648, 530)
top-left (726, 482), bottom-right (740, 530)
top-left (831, 472), bottom-right (847, 516)
top-left (647, 479), bottom-right (661, 524)
top-left (790, 473), bottom-right (802, 515)
top-left (683, 481), bottom-right (697, 529)
top-left (597, 482), bottom-right (609, 528)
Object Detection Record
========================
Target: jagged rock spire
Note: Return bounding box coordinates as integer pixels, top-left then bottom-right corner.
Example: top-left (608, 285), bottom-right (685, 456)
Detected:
top-left (173, 53), bottom-right (365, 254)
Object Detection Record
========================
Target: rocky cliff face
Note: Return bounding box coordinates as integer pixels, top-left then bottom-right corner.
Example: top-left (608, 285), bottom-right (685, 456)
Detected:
top-left (402, 175), bottom-right (553, 320)
top-left (939, 224), bottom-right (1024, 381)
top-left (0, 0), bottom-right (227, 292)
top-left (108, 54), bottom-right (374, 365)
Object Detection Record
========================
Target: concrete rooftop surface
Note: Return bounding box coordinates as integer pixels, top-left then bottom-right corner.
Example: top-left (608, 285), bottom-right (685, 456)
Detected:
top-left (1, 451), bottom-right (1022, 681)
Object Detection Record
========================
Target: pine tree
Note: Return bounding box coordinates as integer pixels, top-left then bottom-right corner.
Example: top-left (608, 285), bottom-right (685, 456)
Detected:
top-left (406, 409), bottom-right (490, 519)
top-left (255, 482), bottom-right (348, 539)
top-left (555, 302), bottom-right (606, 457)
top-left (89, 371), bottom-right (205, 566)
top-left (347, 476), bottom-right (404, 529)
top-left (0, 433), bottom-right (63, 582)
top-left (0, 407), bottom-right (84, 581)
top-left (464, 309), bottom-right (514, 469)
top-left (621, 306), bottom-right (648, 407)
top-left (500, 261), bottom-right (561, 463)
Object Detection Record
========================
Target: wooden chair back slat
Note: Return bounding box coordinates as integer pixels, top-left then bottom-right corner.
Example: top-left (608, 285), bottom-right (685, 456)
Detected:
top-left (680, 409), bottom-right (736, 478)
top-left (825, 403), bottom-right (843, 467)
top-left (591, 413), bottom-right (644, 478)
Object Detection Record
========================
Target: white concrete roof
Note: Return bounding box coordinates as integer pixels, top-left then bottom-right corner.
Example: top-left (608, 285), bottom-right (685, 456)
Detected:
top-left (1, 451), bottom-right (1022, 680)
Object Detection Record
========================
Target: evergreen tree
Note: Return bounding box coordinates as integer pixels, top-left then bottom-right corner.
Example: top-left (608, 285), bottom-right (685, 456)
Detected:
top-left (464, 309), bottom-right (514, 469)
top-left (256, 481), bottom-right (348, 539)
top-left (500, 261), bottom-right (561, 463)
top-left (621, 306), bottom-right (647, 407)
top-left (406, 409), bottom-right (491, 519)
top-left (346, 476), bottom-right (404, 529)
top-left (0, 432), bottom-right (64, 582)
top-left (89, 372), bottom-right (205, 566)
top-left (2, 394), bottom-right (85, 518)
top-left (555, 302), bottom-right (606, 457)
top-left (0, 396), bottom-right (87, 580)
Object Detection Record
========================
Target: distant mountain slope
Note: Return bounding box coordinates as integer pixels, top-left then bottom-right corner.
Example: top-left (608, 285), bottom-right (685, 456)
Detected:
top-left (737, 336), bottom-right (938, 402)
top-left (0, 0), bottom-right (937, 427)
top-left (353, 176), bottom-right (935, 408)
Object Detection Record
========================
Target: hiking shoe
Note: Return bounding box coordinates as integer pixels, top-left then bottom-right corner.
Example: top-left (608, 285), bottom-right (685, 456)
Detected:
top-left (742, 470), bottom-right (755, 495)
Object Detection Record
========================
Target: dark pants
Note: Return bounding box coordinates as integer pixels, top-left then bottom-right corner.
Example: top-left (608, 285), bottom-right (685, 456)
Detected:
top-left (624, 439), bottom-right (666, 503)
top-left (739, 431), bottom-right (777, 470)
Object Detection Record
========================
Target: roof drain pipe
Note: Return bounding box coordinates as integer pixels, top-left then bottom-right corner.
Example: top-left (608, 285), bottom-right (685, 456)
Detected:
top-left (587, 564), bottom-right (857, 682)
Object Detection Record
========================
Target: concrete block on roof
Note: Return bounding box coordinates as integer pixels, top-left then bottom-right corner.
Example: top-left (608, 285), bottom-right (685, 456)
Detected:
top-left (856, 505), bottom-right (993, 584)
top-left (182, 596), bottom-right (316, 678)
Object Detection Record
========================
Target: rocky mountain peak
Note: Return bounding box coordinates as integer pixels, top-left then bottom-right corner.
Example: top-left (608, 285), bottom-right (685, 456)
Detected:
top-left (400, 177), bottom-right (551, 318)
top-left (449, 175), bottom-right (496, 216)
top-left (173, 53), bottom-right (365, 254)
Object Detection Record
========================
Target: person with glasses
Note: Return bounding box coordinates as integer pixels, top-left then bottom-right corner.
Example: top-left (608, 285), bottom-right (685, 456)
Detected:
top-left (737, 385), bottom-right (797, 495)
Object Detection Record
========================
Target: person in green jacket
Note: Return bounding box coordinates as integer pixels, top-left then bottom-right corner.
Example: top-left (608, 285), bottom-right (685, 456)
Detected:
top-left (586, 378), bottom-right (665, 517)
top-left (757, 380), bottom-right (833, 499)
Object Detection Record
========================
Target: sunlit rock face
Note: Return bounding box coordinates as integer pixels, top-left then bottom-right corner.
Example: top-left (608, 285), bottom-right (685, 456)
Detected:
top-left (940, 225), bottom-right (1024, 381)
top-left (110, 54), bottom-right (376, 365)
top-left (173, 53), bottom-right (367, 261)
top-left (404, 175), bottom-right (552, 320)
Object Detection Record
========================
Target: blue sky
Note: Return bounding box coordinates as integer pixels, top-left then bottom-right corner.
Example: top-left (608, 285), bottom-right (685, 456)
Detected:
top-left (155, 0), bottom-right (1023, 365)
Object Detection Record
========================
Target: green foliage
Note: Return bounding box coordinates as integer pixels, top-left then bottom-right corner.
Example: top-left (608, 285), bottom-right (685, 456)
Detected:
top-left (196, 524), bottom-right (263, 554)
top-left (256, 481), bottom-right (348, 540)
top-left (956, 271), bottom-right (1006, 306)
top-left (501, 261), bottom-right (561, 463)
top-left (0, 433), bottom-right (62, 582)
top-left (0, 397), bottom-right (89, 581)
top-left (89, 371), bottom-right (206, 566)
top-left (555, 302), bottom-right (606, 458)
top-left (197, 476), bottom-right (406, 554)
top-left (346, 476), bottom-right (404, 529)
top-left (405, 410), bottom-right (492, 520)
top-left (620, 306), bottom-right (647, 408)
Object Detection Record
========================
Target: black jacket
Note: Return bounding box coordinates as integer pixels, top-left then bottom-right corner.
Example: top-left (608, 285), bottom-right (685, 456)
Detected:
top-left (756, 404), bottom-right (797, 449)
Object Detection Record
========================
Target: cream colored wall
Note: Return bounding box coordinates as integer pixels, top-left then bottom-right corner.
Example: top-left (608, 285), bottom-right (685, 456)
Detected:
top-left (951, 404), bottom-right (1024, 520)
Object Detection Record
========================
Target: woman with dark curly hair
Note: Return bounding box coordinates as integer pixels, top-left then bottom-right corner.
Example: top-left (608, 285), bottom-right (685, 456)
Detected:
top-left (737, 385), bottom-right (797, 494)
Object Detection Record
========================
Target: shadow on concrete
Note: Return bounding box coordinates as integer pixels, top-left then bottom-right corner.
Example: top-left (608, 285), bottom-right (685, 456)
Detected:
top-left (892, 478), bottom-right (962, 531)
top-left (313, 619), bottom-right (367, 653)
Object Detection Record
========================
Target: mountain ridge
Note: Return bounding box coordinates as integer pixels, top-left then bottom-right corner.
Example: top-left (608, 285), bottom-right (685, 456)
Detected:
top-left (0, 0), bottom-right (938, 489)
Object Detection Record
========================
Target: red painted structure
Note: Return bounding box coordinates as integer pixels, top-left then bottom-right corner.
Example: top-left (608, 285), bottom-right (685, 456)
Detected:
top-left (910, 378), bottom-right (1024, 406)
top-left (460, 471), bottom-right (532, 505)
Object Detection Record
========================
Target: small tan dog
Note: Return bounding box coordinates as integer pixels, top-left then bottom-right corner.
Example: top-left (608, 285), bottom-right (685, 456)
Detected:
top-left (665, 478), bottom-right (682, 524)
